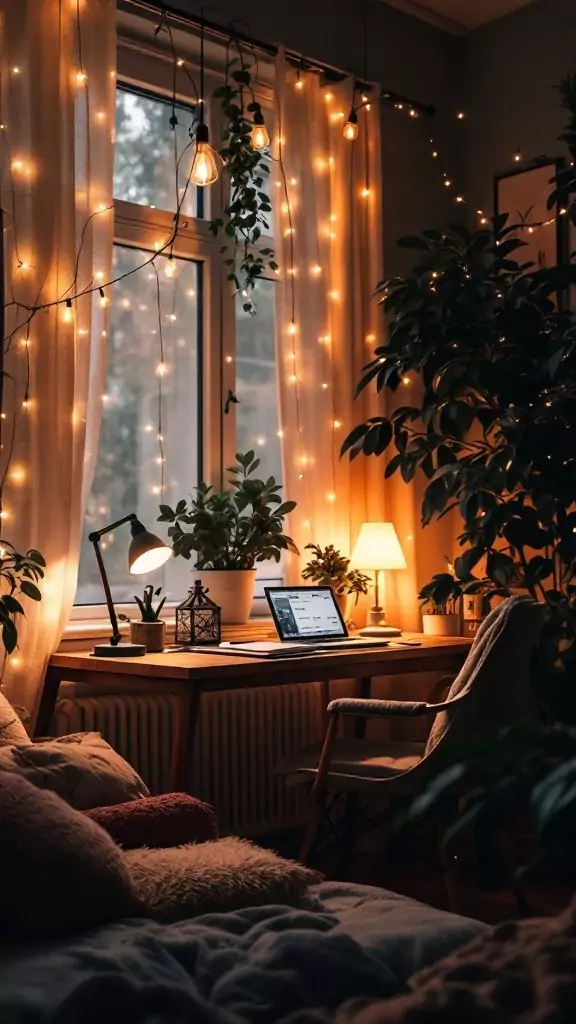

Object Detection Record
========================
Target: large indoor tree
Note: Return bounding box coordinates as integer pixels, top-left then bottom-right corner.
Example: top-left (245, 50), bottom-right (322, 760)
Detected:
top-left (343, 74), bottom-right (576, 720)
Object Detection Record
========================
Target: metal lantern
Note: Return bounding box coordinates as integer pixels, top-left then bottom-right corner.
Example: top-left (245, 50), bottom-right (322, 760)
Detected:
top-left (176, 579), bottom-right (221, 646)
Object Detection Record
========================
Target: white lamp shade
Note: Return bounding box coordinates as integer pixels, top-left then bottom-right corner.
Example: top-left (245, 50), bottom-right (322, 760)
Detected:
top-left (351, 522), bottom-right (407, 571)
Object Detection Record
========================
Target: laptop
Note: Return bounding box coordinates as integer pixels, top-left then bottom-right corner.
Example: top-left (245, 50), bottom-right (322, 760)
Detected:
top-left (265, 586), bottom-right (391, 649)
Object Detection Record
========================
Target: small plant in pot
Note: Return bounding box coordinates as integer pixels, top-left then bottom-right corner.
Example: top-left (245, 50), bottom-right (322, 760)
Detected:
top-left (418, 571), bottom-right (463, 637)
top-left (302, 544), bottom-right (371, 620)
top-left (120, 586), bottom-right (166, 653)
top-left (158, 452), bottom-right (299, 624)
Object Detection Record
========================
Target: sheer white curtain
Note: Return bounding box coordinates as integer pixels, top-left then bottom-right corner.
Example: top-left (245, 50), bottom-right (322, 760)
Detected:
top-left (274, 59), bottom-right (385, 583)
top-left (0, 0), bottom-right (115, 713)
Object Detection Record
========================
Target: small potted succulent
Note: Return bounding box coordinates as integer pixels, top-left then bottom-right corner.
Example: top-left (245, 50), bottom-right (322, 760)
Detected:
top-left (120, 585), bottom-right (166, 653)
top-left (302, 544), bottom-right (371, 620)
top-left (158, 451), bottom-right (298, 624)
top-left (418, 571), bottom-right (463, 637)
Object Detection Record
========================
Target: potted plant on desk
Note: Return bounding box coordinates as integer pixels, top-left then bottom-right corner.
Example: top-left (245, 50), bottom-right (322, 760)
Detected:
top-left (302, 544), bottom-right (371, 621)
top-left (120, 586), bottom-right (166, 653)
top-left (158, 451), bottom-right (299, 624)
top-left (419, 572), bottom-right (463, 637)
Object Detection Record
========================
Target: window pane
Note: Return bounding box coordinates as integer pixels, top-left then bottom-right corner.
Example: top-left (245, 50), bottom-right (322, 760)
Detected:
top-left (114, 86), bottom-right (198, 217)
top-left (235, 280), bottom-right (283, 593)
top-left (76, 246), bottom-right (200, 605)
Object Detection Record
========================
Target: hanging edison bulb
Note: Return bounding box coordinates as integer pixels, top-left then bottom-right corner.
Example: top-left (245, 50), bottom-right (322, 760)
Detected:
top-left (190, 123), bottom-right (219, 187)
top-left (343, 109), bottom-right (359, 141)
top-left (250, 107), bottom-right (270, 151)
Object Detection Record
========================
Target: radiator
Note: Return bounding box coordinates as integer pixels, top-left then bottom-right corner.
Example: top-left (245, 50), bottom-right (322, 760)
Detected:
top-left (53, 683), bottom-right (326, 836)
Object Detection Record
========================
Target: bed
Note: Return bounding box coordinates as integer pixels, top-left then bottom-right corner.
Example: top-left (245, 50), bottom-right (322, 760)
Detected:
top-left (0, 882), bottom-right (486, 1023)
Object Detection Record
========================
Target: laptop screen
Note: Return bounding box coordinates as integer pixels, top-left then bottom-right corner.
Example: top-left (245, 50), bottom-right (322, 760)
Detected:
top-left (265, 587), bottom-right (347, 640)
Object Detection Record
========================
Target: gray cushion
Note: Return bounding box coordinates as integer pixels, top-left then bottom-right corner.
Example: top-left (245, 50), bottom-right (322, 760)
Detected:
top-left (0, 731), bottom-right (149, 809)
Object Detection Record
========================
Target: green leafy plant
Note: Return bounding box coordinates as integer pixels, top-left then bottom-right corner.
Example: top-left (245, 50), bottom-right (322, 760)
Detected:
top-left (419, 572), bottom-right (464, 615)
top-left (342, 78), bottom-right (576, 719)
top-left (209, 59), bottom-right (277, 313)
top-left (120, 585), bottom-right (166, 623)
top-left (0, 544), bottom-right (45, 654)
top-left (302, 544), bottom-right (371, 603)
top-left (158, 451), bottom-right (298, 569)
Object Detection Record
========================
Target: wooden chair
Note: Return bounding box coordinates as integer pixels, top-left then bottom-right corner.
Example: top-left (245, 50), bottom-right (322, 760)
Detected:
top-left (279, 596), bottom-right (544, 909)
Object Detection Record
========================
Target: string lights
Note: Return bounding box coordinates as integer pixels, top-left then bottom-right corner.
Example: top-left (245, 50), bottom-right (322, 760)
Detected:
top-left (250, 104), bottom-right (270, 151)
top-left (189, 18), bottom-right (219, 186)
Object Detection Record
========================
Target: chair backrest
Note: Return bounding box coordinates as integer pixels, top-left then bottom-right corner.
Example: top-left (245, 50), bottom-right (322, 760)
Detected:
top-left (424, 595), bottom-right (544, 756)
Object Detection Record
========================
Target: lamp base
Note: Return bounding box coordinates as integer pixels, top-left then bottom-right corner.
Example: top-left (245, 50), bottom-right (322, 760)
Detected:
top-left (92, 642), bottom-right (147, 658)
top-left (358, 624), bottom-right (402, 638)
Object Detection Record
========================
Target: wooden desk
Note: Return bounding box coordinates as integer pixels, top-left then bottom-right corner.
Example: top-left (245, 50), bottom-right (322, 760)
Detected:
top-left (36, 636), bottom-right (471, 791)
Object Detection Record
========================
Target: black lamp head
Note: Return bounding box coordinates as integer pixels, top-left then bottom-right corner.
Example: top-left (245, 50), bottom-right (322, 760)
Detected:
top-left (128, 519), bottom-right (172, 575)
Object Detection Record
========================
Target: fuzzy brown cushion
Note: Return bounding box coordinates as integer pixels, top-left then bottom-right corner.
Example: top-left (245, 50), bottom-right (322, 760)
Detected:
top-left (324, 898), bottom-right (576, 1023)
top-left (123, 837), bottom-right (322, 922)
top-left (85, 792), bottom-right (217, 849)
top-left (0, 691), bottom-right (29, 746)
top-left (0, 772), bottom-right (141, 939)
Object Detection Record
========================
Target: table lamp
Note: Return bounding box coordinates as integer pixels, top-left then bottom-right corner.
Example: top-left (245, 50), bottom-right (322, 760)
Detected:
top-left (351, 522), bottom-right (407, 637)
top-left (88, 513), bottom-right (172, 657)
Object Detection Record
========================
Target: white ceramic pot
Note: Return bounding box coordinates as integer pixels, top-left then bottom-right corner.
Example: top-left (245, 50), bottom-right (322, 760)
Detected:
top-left (197, 569), bottom-right (256, 625)
top-left (422, 613), bottom-right (460, 637)
top-left (130, 620), bottom-right (166, 652)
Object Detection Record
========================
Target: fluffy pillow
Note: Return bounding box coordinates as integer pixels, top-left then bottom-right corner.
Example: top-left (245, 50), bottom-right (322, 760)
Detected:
top-left (85, 792), bottom-right (217, 849)
top-left (0, 731), bottom-right (149, 809)
top-left (0, 772), bottom-right (141, 939)
top-left (124, 837), bottom-right (322, 922)
top-left (0, 690), bottom-right (30, 746)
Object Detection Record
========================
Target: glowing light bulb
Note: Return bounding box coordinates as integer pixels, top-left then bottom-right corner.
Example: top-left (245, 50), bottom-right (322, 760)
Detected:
top-left (277, 429), bottom-right (284, 438)
top-left (343, 109), bottom-right (359, 141)
top-left (63, 301), bottom-right (73, 324)
top-left (289, 177), bottom-right (298, 186)
top-left (333, 419), bottom-right (342, 429)
top-left (250, 109), bottom-right (270, 151)
top-left (76, 71), bottom-right (87, 84)
top-left (329, 290), bottom-right (340, 301)
top-left (402, 376), bottom-right (410, 385)
top-left (256, 437), bottom-right (266, 446)
top-left (156, 362), bottom-right (167, 377)
top-left (99, 288), bottom-right (108, 308)
top-left (457, 111), bottom-right (465, 119)
top-left (431, 150), bottom-right (438, 158)
top-left (311, 264), bottom-right (322, 276)
top-left (455, 195), bottom-right (464, 203)
top-left (9, 466), bottom-right (25, 484)
top-left (11, 159), bottom-right (23, 172)
top-left (168, 313), bottom-right (177, 322)
top-left (361, 187), bottom-right (370, 198)
top-left (164, 258), bottom-right (177, 278)
top-left (295, 78), bottom-right (304, 91)
top-left (327, 492), bottom-right (336, 503)
top-left (12, 67), bottom-right (20, 75)
top-left (190, 125), bottom-right (219, 186)
top-left (152, 485), bottom-right (162, 495)
top-left (177, 58), bottom-right (184, 67)
top-left (225, 355), bottom-right (233, 364)
top-left (102, 393), bottom-right (110, 403)
top-left (366, 333), bottom-right (376, 343)
top-left (321, 382), bottom-right (329, 389)
top-left (513, 150), bottom-right (522, 162)
top-left (289, 374), bottom-right (298, 384)
top-left (324, 91), bottom-right (333, 102)
top-left (287, 323), bottom-right (297, 335)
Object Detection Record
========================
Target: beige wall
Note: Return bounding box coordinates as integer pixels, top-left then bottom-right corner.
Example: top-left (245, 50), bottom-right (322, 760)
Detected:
top-left (461, 0), bottom-right (576, 215)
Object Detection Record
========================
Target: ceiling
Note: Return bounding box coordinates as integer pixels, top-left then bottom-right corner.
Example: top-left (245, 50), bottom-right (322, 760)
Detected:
top-left (384, 0), bottom-right (538, 33)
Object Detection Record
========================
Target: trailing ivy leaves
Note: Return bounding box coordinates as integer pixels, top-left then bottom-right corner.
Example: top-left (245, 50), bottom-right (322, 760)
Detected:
top-left (0, 545), bottom-right (45, 655)
top-left (210, 64), bottom-right (276, 313)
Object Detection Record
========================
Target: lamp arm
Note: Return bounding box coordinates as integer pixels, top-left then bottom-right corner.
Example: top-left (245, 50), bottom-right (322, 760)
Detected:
top-left (88, 513), bottom-right (137, 544)
top-left (90, 536), bottom-right (122, 646)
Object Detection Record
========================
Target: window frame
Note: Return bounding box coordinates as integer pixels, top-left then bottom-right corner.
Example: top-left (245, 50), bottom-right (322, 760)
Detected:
top-left (70, 27), bottom-right (279, 629)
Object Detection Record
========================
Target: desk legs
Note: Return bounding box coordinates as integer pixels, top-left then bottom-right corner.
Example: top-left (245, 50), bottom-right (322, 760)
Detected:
top-left (171, 688), bottom-right (202, 794)
top-left (34, 665), bottom-right (63, 737)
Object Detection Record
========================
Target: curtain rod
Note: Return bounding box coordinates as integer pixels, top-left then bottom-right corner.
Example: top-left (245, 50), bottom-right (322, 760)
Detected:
top-left (118, 0), bottom-right (435, 116)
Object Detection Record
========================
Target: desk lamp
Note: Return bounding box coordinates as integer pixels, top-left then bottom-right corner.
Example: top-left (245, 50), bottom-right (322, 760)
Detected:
top-left (89, 513), bottom-right (172, 657)
top-left (351, 522), bottom-right (406, 637)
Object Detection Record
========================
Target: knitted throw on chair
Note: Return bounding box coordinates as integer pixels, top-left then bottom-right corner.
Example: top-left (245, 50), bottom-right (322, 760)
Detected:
top-left (425, 595), bottom-right (543, 755)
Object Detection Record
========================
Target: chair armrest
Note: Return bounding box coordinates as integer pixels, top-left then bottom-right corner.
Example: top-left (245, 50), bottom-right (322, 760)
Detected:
top-left (327, 697), bottom-right (430, 718)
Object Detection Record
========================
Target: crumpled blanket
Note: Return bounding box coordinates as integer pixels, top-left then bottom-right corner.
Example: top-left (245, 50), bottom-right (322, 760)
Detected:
top-left (0, 883), bottom-right (485, 1024)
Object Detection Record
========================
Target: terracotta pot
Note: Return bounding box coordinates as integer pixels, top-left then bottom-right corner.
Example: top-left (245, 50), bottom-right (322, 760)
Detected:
top-left (130, 620), bottom-right (166, 653)
top-left (422, 613), bottom-right (460, 637)
top-left (197, 569), bottom-right (256, 625)
top-left (333, 591), bottom-right (351, 622)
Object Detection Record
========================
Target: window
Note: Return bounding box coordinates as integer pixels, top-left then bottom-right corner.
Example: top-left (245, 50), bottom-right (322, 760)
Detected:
top-left (74, 39), bottom-right (280, 618)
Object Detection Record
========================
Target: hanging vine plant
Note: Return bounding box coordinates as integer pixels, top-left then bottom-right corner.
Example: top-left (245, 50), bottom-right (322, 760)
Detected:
top-left (210, 61), bottom-right (278, 314)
